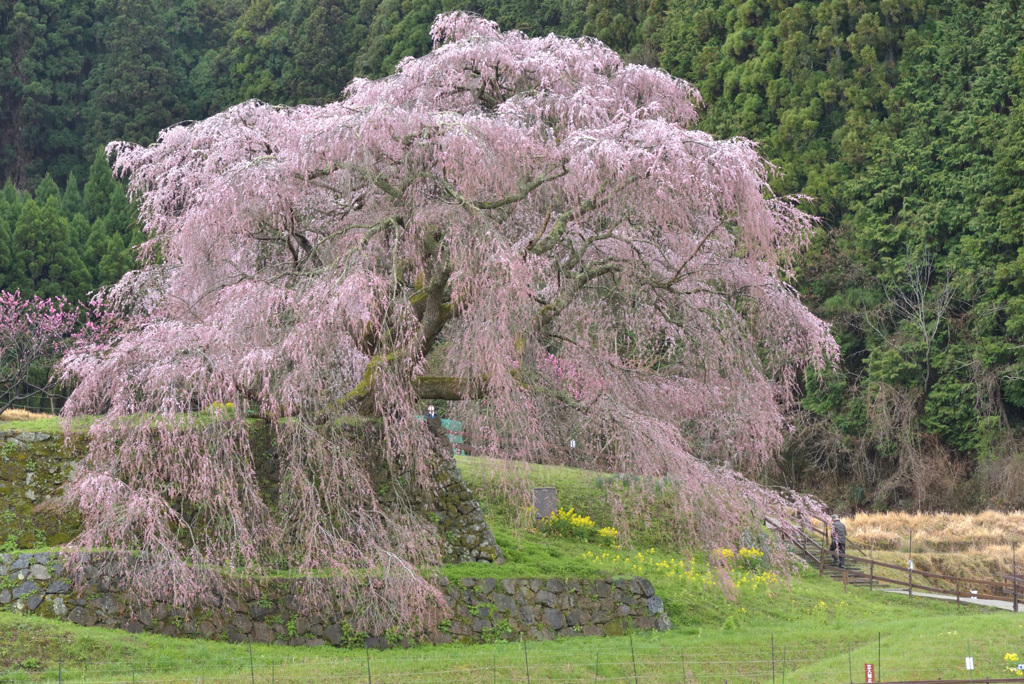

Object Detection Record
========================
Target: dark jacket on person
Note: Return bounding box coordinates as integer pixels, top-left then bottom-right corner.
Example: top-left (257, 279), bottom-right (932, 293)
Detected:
top-left (832, 519), bottom-right (847, 544)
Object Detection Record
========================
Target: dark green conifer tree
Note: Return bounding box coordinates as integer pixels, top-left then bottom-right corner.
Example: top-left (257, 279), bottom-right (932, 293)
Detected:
top-left (0, 0), bottom-right (95, 186)
top-left (1, 181), bottom-right (23, 227)
top-left (34, 174), bottom-right (61, 205)
top-left (98, 231), bottom-right (135, 285)
top-left (9, 197), bottom-right (90, 301)
top-left (82, 150), bottom-right (117, 222)
top-left (0, 210), bottom-right (11, 291)
top-left (103, 179), bottom-right (133, 238)
top-left (83, 217), bottom-right (111, 285)
top-left (218, 0), bottom-right (293, 103)
top-left (288, 0), bottom-right (367, 101)
top-left (69, 213), bottom-right (93, 266)
top-left (62, 171), bottom-right (83, 217)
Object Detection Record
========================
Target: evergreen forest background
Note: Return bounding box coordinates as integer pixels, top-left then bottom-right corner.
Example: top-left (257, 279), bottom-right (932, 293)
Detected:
top-left (3, 0), bottom-right (1024, 513)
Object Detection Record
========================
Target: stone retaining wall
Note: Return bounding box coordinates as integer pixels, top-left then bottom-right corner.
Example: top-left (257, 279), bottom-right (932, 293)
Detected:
top-left (0, 430), bottom-right (81, 547)
top-left (0, 552), bottom-right (671, 646)
top-left (0, 426), bottom-right (500, 564)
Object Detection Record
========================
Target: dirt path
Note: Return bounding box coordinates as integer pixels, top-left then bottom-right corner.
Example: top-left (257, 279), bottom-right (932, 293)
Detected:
top-left (881, 588), bottom-right (1019, 612)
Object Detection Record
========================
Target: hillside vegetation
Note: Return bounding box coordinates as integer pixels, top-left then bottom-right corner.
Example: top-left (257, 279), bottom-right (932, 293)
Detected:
top-left (1, 448), bottom-right (1022, 682)
top-left (670, 0), bottom-right (1024, 512)
top-left (4, 0), bottom-right (1024, 511)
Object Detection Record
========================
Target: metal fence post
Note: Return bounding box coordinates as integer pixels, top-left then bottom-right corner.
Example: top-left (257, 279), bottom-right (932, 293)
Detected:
top-left (366, 645), bottom-right (372, 684)
top-left (524, 638), bottom-right (531, 684)
top-left (629, 632), bottom-right (639, 684)
top-left (771, 633), bottom-right (776, 684)
top-left (878, 632), bottom-right (882, 683)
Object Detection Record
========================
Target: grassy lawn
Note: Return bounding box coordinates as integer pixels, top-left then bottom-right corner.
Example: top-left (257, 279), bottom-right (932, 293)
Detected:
top-left (2, 434), bottom-right (1023, 682)
top-left (455, 454), bottom-right (684, 552)
top-left (0, 417), bottom-right (63, 433)
top-left (1, 565), bottom-right (1021, 682)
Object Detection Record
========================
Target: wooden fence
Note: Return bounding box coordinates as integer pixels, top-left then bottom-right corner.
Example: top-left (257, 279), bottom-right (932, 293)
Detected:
top-left (777, 519), bottom-right (1023, 611)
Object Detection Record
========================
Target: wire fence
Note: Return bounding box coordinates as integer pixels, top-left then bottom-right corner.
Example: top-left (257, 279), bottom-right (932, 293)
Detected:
top-left (4, 636), bottom-right (1024, 684)
top-left (0, 400), bottom-right (63, 416)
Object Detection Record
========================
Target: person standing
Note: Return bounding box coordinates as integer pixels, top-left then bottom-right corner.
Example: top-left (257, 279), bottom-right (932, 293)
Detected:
top-left (424, 404), bottom-right (446, 437)
top-left (830, 515), bottom-right (847, 568)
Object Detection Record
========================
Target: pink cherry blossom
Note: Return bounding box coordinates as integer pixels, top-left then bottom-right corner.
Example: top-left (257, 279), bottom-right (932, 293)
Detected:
top-left (59, 12), bottom-right (838, 630)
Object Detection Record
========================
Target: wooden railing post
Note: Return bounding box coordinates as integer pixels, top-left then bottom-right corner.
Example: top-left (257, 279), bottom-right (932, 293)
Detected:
top-left (1007, 540), bottom-right (1015, 610)
top-left (908, 530), bottom-right (914, 598)
top-left (819, 525), bottom-right (826, 576)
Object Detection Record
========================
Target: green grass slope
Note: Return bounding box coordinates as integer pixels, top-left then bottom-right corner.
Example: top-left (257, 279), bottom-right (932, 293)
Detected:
top-left (0, 418), bottom-right (63, 433)
top-left (455, 455), bottom-right (684, 551)
top-left (2, 454), bottom-right (1022, 682)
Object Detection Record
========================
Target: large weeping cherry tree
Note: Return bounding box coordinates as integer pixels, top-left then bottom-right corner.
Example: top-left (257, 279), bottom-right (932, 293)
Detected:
top-left (59, 13), bottom-right (838, 632)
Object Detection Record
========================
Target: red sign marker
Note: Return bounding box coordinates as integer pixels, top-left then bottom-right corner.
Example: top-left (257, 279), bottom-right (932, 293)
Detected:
top-left (865, 663), bottom-right (875, 683)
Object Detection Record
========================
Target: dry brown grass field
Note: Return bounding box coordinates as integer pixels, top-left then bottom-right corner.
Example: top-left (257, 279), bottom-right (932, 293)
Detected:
top-left (0, 408), bottom-right (52, 422)
top-left (842, 511), bottom-right (1024, 583)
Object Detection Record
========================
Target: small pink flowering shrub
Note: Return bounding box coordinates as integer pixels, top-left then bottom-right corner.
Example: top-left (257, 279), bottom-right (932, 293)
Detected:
top-left (0, 291), bottom-right (80, 413)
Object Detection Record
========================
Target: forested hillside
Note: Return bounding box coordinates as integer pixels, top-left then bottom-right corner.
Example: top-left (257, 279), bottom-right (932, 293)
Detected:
top-left (2, 0), bottom-right (1023, 512)
top-left (658, 0), bottom-right (1024, 511)
top-left (0, 0), bottom-right (655, 187)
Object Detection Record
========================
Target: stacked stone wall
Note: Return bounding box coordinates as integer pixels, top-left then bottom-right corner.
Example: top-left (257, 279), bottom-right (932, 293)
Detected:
top-left (0, 430), bottom-right (81, 547)
top-left (0, 427), bottom-right (672, 647)
top-left (0, 552), bottom-right (671, 646)
top-left (0, 426), bottom-right (499, 563)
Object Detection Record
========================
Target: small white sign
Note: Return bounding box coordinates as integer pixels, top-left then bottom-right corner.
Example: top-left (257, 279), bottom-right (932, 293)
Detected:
top-left (1017, 664), bottom-right (1024, 671)
top-left (908, 560), bottom-right (914, 571)
top-left (966, 657), bottom-right (974, 671)
top-left (570, 439), bottom-right (576, 449)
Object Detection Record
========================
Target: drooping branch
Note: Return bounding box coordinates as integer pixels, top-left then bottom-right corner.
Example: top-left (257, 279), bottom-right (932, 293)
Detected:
top-left (338, 374), bottom-right (485, 416)
top-left (473, 166), bottom-right (568, 210)
top-left (528, 198), bottom-right (599, 255)
top-left (412, 375), bottom-right (488, 400)
top-left (540, 259), bottom-right (623, 327)
top-left (413, 227), bottom-right (455, 356)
